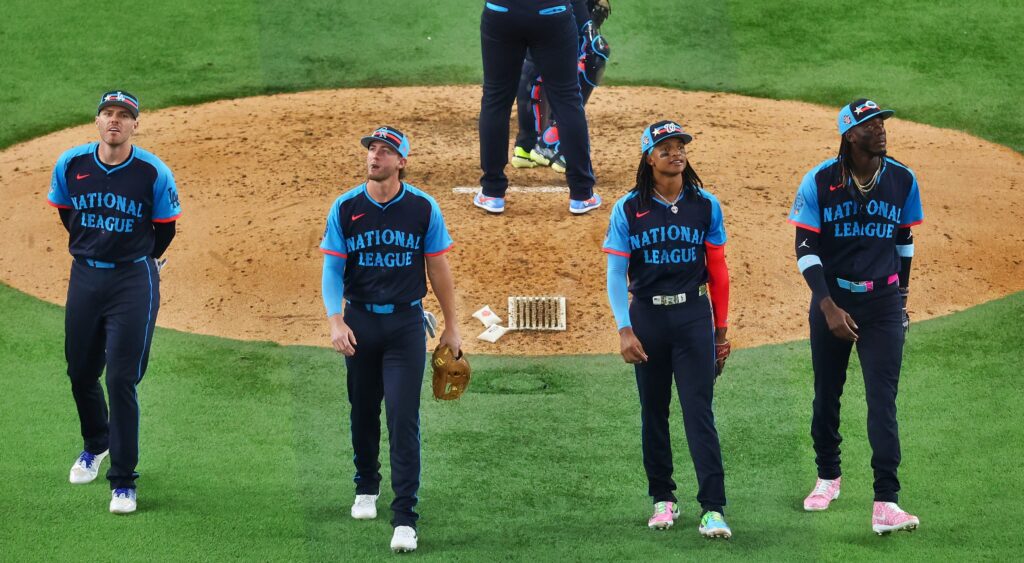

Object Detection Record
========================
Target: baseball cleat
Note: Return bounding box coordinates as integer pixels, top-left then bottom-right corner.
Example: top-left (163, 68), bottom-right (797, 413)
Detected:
top-left (351, 494), bottom-right (379, 519)
top-left (872, 502), bottom-right (919, 535)
top-left (699, 511), bottom-right (732, 539)
top-left (804, 477), bottom-right (841, 511)
top-left (473, 192), bottom-right (505, 214)
top-left (550, 154), bottom-right (566, 173)
top-left (109, 488), bottom-right (137, 514)
top-left (569, 193), bottom-right (602, 215)
top-left (529, 146), bottom-right (557, 167)
top-left (511, 146), bottom-right (538, 168)
top-left (648, 501), bottom-right (680, 530)
top-left (390, 525), bottom-right (418, 553)
top-left (69, 450), bottom-right (108, 484)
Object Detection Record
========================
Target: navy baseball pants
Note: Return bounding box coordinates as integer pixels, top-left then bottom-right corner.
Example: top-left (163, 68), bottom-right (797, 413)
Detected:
top-left (66, 257), bottom-right (159, 490)
top-left (630, 294), bottom-right (726, 513)
top-left (809, 282), bottom-right (904, 502)
top-left (479, 0), bottom-right (596, 201)
top-left (344, 303), bottom-right (426, 529)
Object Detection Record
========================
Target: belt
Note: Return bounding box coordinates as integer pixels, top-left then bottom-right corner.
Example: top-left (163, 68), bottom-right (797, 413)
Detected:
top-left (650, 284), bottom-right (708, 306)
top-left (77, 256), bottom-right (148, 269)
top-left (347, 299), bottom-right (422, 315)
top-left (835, 273), bottom-right (899, 293)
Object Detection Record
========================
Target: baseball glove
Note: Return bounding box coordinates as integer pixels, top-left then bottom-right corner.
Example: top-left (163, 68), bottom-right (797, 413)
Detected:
top-left (431, 344), bottom-right (471, 400)
top-left (715, 340), bottom-right (731, 377)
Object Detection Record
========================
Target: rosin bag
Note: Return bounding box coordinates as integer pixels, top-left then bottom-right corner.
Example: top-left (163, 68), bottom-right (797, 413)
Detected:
top-left (472, 305), bottom-right (503, 327)
top-left (477, 324), bottom-right (509, 343)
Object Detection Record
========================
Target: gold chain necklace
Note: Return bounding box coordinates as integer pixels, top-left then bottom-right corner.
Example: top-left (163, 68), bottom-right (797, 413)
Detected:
top-left (852, 161), bottom-right (882, 195)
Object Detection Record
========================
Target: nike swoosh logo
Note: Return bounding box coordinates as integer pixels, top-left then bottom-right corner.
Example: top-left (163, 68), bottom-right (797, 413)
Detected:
top-left (829, 183), bottom-right (843, 191)
top-left (635, 210), bottom-right (651, 218)
top-left (76, 173), bottom-right (90, 180)
top-left (351, 213), bottom-right (366, 221)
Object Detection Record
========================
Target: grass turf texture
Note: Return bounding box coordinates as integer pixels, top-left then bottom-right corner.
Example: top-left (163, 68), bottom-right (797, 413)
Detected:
top-left (2, 281), bottom-right (1022, 561)
top-left (0, 1), bottom-right (1022, 150)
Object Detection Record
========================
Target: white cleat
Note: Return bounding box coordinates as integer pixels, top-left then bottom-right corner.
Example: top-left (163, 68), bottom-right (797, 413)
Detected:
top-left (390, 525), bottom-right (418, 553)
top-left (69, 450), bottom-right (108, 484)
top-left (109, 488), bottom-right (137, 514)
top-left (351, 494), bottom-right (379, 519)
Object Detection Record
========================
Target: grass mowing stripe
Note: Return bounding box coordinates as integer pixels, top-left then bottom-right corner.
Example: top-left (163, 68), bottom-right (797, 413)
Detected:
top-left (2, 281), bottom-right (1021, 560)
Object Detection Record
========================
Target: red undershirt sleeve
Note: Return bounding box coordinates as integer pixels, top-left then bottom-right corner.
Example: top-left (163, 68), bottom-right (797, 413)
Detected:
top-left (705, 242), bottom-right (729, 328)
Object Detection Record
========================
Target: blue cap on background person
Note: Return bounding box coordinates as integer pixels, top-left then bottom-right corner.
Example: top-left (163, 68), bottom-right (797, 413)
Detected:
top-left (97, 90), bottom-right (140, 118)
top-left (361, 126), bottom-right (410, 158)
top-left (837, 99), bottom-right (894, 135)
top-left (641, 120), bottom-right (693, 154)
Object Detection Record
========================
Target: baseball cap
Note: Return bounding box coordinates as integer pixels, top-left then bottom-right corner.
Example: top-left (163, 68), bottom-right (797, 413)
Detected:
top-left (360, 126), bottom-right (410, 158)
top-left (97, 90), bottom-right (140, 118)
top-left (640, 120), bottom-right (693, 154)
top-left (837, 98), bottom-right (894, 135)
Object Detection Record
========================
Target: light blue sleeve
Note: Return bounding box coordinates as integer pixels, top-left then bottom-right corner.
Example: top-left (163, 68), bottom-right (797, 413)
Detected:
top-left (703, 191), bottom-right (727, 246)
top-left (47, 154), bottom-right (72, 207)
top-left (424, 199), bottom-right (454, 255)
top-left (787, 170), bottom-right (821, 231)
top-left (606, 253), bottom-right (631, 330)
top-left (601, 198), bottom-right (630, 256)
top-left (152, 161), bottom-right (182, 221)
top-left (322, 254), bottom-right (346, 317)
top-left (900, 173), bottom-right (924, 226)
top-left (319, 200), bottom-right (348, 257)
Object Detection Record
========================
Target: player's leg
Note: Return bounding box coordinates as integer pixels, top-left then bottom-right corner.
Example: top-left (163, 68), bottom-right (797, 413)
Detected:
top-left (855, 289), bottom-right (905, 503)
top-left (808, 299), bottom-right (854, 481)
top-left (479, 4), bottom-right (528, 198)
top-left (65, 263), bottom-right (111, 465)
top-left (671, 306), bottom-right (726, 517)
top-left (513, 52), bottom-right (541, 158)
top-left (527, 9), bottom-right (595, 202)
top-left (380, 308), bottom-right (427, 530)
top-left (630, 304), bottom-right (677, 505)
top-left (102, 260), bottom-right (160, 492)
top-left (344, 306), bottom-right (386, 496)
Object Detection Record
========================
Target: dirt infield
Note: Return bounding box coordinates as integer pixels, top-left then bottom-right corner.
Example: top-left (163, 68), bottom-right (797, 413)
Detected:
top-left (2, 86), bottom-right (1022, 355)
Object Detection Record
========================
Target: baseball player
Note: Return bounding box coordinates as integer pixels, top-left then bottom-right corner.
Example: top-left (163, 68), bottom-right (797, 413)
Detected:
top-left (787, 99), bottom-right (922, 534)
top-left (512, 0), bottom-right (611, 173)
top-left (475, 0), bottom-right (601, 215)
top-left (320, 126), bottom-right (461, 553)
top-left (603, 121), bottom-right (734, 539)
top-left (47, 90), bottom-right (181, 514)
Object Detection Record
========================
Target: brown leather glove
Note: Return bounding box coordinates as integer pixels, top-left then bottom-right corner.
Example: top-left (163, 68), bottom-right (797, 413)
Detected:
top-left (715, 340), bottom-right (731, 377)
top-left (431, 344), bottom-right (471, 400)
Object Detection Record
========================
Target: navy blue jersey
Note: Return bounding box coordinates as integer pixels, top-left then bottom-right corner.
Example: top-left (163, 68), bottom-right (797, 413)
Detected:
top-left (788, 157), bottom-right (923, 280)
top-left (48, 143), bottom-right (182, 262)
top-left (320, 183), bottom-right (453, 304)
top-left (602, 188), bottom-right (726, 298)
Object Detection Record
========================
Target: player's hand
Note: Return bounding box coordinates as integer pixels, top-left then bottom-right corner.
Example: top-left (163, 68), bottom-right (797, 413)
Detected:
top-left (438, 327), bottom-right (462, 359)
top-left (820, 298), bottom-right (858, 342)
top-left (619, 327), bottom-right (648, 364)
top-left (328, 315), bottom-right (358, 356)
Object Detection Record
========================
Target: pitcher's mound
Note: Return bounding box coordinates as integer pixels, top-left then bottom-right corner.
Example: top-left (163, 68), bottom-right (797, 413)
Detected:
top-left (2, 86), bottom-right (1022, 354)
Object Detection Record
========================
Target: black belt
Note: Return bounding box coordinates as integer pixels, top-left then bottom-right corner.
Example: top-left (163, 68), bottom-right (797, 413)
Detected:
top-left (76, 256), bottom-right (148, 269)
top-left (643, 284), bottom-right (708, 306)
top-left (346, 299), bottom-right (422, 314)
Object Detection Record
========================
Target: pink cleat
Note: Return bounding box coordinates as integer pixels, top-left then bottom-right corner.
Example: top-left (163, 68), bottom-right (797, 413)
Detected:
top-left (647, 501), bottom-right (680, 530)
top-left (803, 477), bottom-right (841, 511)
top-left (872, 502), bottom-right (920, 535)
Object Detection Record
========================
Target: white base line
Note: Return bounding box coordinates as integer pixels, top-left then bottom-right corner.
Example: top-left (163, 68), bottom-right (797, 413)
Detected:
top-left (453, 186), bottom-right (569, 194)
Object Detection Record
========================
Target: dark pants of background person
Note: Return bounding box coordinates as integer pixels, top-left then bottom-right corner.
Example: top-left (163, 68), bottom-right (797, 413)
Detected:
top-left (629, 294), bottom-right (726, 514)
top-left (479, 1), bottom-right (596, 201)
top-left (66, 256), bottom-right (159, 490)
top-left (809, 281), bottom-right (904, 502)
top-left (345, 303), bottom-right (426, 529)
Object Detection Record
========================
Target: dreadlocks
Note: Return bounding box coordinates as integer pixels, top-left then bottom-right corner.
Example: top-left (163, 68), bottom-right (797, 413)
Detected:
top-left (631, 153), bottom-right (704, 210)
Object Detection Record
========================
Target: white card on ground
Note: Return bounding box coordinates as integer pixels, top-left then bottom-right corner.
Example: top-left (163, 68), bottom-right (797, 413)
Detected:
top-left (477, 324), bottom-right (509, 343)
top-left (472, 305), bottom-right (502, 327)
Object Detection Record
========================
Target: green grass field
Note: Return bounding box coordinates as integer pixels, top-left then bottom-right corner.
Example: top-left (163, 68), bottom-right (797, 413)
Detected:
top-left (1, 0), bottom-right (1022, 560)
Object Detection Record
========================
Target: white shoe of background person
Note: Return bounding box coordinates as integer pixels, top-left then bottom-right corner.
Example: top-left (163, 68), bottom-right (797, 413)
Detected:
top-left (109, 488), bottom-right (137, 514)
top-left (69, 450), bottom-right (108, 484)
top-left (390, 525), bottom-right (418, 553)
top-left (351, 494), bottom-right (379, 519)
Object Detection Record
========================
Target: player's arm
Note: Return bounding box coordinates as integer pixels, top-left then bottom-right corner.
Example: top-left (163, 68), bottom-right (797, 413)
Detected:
top-left (425, 254), bottom-right (461, 355)
top-left (152, 222), bottom-right (175, 259)
top-left (57, 208), bottom-right (71, 232)
top-left (705, 242), bottom-right (729, 343)
top-left (896, 226), bottom-right (914, 333)
top-left (795, 227), bottom-right (858, 342)
top-left (602, 200), bottom-right (646, 364)
top-left (322, 253), bottom-right (357, 356)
